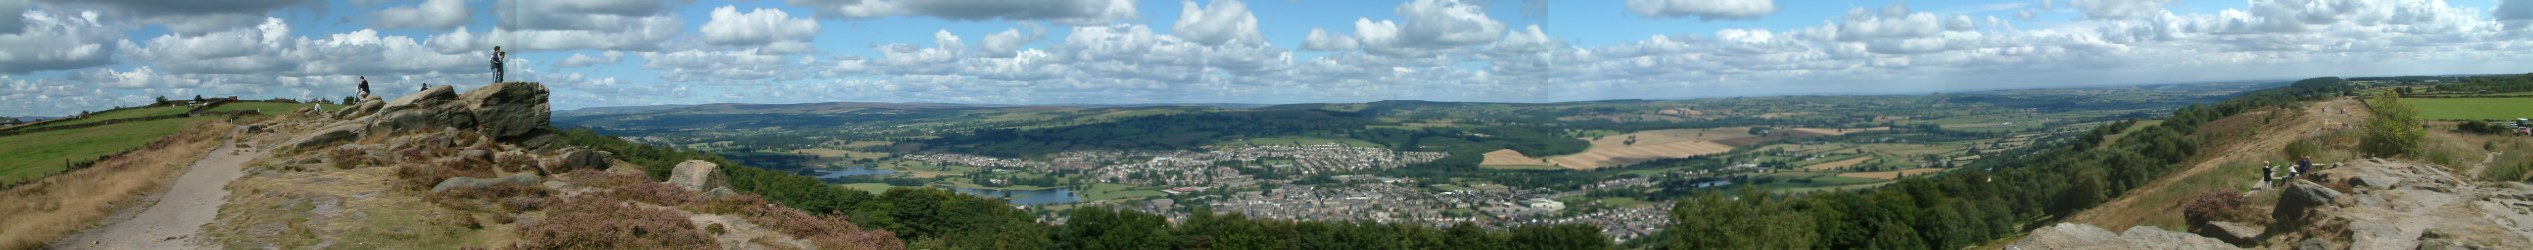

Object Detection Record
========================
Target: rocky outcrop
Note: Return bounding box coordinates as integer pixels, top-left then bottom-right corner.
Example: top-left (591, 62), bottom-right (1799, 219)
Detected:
top-left (667, 160), bottom-right (729, 192)
top-left (283, 121), bottom-right (365, 149)
top-left (2197, 221), bottom-right (2262, 246)
top-left (2268, 158), bottom-right (2533, 249)
top-left (549, 147), bottom-right (612, 173)
top-left (297, 83), bottom-right (552, 150)
top-left (459, 82), bottom-right (550, 142)
top-left (2009, 223), bottom-right (2239, 250)
top-left (430, 173), bottom-right (541, 193)
top-left (2275, 180), bottom-right (2344, 223)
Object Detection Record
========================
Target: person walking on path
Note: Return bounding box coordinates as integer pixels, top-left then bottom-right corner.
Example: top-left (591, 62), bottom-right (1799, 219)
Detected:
top-left (357, 76), bottom-right (371, 98)
top-left (2261, 162), bottom-right (2275, 187)
top-left (491, 46), bottom-right (507, 83)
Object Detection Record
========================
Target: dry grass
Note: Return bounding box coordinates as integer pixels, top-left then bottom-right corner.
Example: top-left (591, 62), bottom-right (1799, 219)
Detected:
top-left (1477, 149), bottom-right (1548, 166)
top-left (1836, 168), bottom-right (1948, 180)
top-left (0, 122), bottom-right (226, 249)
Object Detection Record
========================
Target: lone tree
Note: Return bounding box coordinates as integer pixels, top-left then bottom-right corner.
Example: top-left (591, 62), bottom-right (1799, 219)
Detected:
top-left (2360, 90), bottom-right (2424, 158)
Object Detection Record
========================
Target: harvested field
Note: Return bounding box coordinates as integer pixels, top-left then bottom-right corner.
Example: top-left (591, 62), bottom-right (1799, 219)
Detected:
top-left (1799, 157), bottom-right (1875, 171)
top-left (1545, 141), bottom-right (1735, 170)
top-left (1478, 149), bottom-right (1548, 166)
top-left (1838, 168), bottom-right (1948, 180)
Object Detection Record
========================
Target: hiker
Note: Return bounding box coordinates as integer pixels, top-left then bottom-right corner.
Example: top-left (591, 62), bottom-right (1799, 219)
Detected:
top-left (357, 76), bottom-right (371, 98)
top-left (491, 46), bottom-right (506, 83)
top-left (420, 83), bottom-right (429, 91)
top-left (2297, 156), bottom-right (2313, 178)
top-left (2261, 162), bottom-right (2275, 186)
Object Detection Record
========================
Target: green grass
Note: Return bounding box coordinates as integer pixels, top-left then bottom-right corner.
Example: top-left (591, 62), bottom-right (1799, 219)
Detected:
top-left (2411, 98), bottom-right (2533, 120)
top-left (0, 117), bottom-right (213, 185)
top-left (29, 106), bottom-right (194, 129)
top-left (206, 102), bottom-right (325, 115)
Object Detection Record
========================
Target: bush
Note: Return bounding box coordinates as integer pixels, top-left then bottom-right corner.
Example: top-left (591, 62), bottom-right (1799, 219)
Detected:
top-left (559, 169), bottom-right (649, 189)
top-left (2181, 191), bottom-right (2252, 225)
top-left (2360, 91), bottom-right (2424, 158)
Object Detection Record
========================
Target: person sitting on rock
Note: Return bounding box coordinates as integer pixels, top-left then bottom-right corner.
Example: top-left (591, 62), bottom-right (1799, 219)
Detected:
top-left (2297, 156), bottom-right (2313, 178)
top-left (357, 76), bottom-right (371, 98)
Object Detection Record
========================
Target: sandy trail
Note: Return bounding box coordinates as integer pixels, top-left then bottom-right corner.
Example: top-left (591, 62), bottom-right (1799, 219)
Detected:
top-left (55, 129), bottom-right (263, 250)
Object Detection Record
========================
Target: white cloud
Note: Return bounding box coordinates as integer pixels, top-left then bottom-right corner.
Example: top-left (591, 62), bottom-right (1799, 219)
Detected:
top-left (1302, 28), bottom-right (1359, 51)
top-left (2070, 0), bottom-right (2171, 20)
top-left (1172, 0), bottom-right (1264, 46)
top-left (0, 8), bottom-right (116, 73)
top-left (786, 0), bottom-right (1138, 25)
top-left (1356, 0), bottom-right (1507, 56)
top-left (484, 0), bottom-right (683, 52)
top-left (375, 0), bottom-right (468, 30)
top-left (639, 48), bottom-right (796, 82)
top-left (36, 0), bottom-right (318, 33)
top-left (555, 51), bottom-right (624, 68)
top-left (981, 23), bottom-right (1045, 57)
top-left (1625, 0), bottom-right (1775, 20)
top-left (700, 6), bottom-right (819, 50)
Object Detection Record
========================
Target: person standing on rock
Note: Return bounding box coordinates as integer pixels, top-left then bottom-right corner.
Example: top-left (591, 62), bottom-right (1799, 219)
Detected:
top-left (2262, 162), bottom-right (2275, 187)
top-left (491, 46), bottom-right (507, 83)
top-left (357, 76), bottom-right (371, 98)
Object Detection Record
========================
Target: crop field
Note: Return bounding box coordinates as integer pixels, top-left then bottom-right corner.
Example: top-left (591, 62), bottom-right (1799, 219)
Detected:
top-left (0, 117), bottom-right (215, 185)
top-left (1837, 168), bottom-right (1951, 180)
top-left (1798, 156), bottom-right (1875, 171)
top-left (2410, 97), bottom-right (2533, 120)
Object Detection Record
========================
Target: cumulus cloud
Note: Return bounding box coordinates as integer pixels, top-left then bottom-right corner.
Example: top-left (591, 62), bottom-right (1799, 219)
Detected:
top-left (484, 0), bottom-right (683, 52)
top-left (37, 0), bottom-right (319, 33)
top-left (375, 0), bottom-right (468, 30)
top-left (701, 6), bottom-right (819, 54)
top-left (640, 48), bottom-right (797, 82)
top-left (1172, 0), bottom-right (1264, 46)
top-left (1625, 0), bottom-right (1775, 20)
top-left (1302, 28), bottom-right (1359, 51)
top-left (786, 0), bottom-right (1138, 25)
top-left (0, 8), bottom-right (118, 74)
top-left (555, 51), bottom-right (624, 68)
top-left (1356, 0), bottom-right (1507, 56)
top-left (2070, 0), bottom-right (2171, 20)
top-left (980, 23), bottom-right (1045, 57)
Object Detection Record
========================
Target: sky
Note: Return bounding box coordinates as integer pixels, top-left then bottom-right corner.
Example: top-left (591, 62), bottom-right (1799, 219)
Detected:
top-left (4, 0), bottom-right (2533, 116)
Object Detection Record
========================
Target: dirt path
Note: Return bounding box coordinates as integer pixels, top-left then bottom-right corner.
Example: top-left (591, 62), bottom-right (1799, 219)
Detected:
top-left (54, 129), bottom-right (264, 250)
top-left (2469, 152), bottom-right (2501, 179)
top-left (2064, 97), bottom-right (2369, 231)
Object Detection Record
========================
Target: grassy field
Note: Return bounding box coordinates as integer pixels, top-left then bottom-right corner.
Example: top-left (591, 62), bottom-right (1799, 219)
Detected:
top-left (0, 117), bottom-right (216, 185)
top-left (837, 183), bottom-right (907, 193)
top-left (205, 102), bottom-right (325, 115)
top-left (2410, 97), bottom-right (2533, 120)
top-left (27, 106), bottom-right (195, 129)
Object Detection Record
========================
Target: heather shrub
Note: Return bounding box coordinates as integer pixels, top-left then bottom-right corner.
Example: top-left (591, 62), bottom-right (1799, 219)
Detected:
top-left (558, 169), bottom-right (648, 189)
top-left (2181, 191), bottom-right (2253, 225)
top-left (518, 196), bottom-right (717, 249)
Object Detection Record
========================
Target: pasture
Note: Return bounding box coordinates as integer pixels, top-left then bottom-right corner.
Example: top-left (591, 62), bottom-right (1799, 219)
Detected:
top-left (1837, 168), bottom-right (1951, 180)
top-left (0, 117), bottom-right (216, 185)
top-left (2410, 97), bottom-right (2533, 120)
top-left (26, 106), bottom-right (194, 129)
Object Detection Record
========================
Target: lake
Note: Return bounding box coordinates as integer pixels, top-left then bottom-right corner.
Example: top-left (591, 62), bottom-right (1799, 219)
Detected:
top-left (953, 187), bottom-right (1082, 205)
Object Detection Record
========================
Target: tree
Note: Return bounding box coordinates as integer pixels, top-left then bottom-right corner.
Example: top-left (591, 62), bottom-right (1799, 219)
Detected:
top-left (2360, 91), bottom-right (2423, 158)
top-left (194, 95), bottom-right (203, 103)
top-left (155, 95), bottom-right (168, 105)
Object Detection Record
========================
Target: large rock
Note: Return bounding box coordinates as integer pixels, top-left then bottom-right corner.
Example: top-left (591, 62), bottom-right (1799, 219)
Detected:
top-left (2009, 223), bottom-right (2240, 250)
top-left (2276, 180), bottom-right (2344, 223)
top-left (2195, 221), bottom-right (2263, 246)
top-left (382, 85), bottom-right (457, 111)
top-left (459, 82), bottom-right (549, 141)
top-left (666, 160), bottom-right (728, 192)
top-left (430, 173), bottom-right (541, 193)
top-left (334, 99), bottom-right (384, 119)
top-left (548, 147), bottom-right (613, 173)
top-left (285, 121), bottom-right (365, 149)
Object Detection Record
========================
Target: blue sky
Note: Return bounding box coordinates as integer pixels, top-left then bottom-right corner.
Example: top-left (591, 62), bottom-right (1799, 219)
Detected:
top-left (3, 0), bottom-right (2532, 116)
